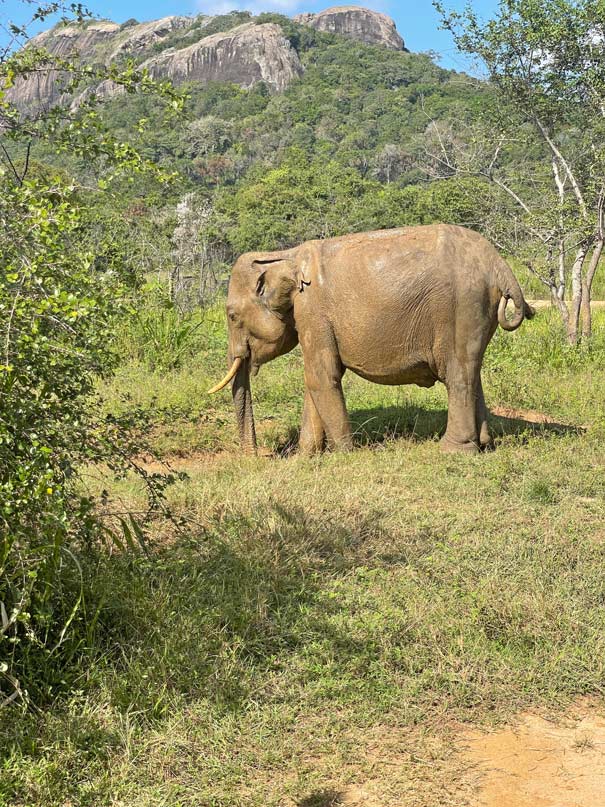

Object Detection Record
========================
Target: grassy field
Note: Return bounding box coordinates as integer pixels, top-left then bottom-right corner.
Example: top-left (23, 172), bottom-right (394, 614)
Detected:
top-left (2, 306), bottom-right (605, 806)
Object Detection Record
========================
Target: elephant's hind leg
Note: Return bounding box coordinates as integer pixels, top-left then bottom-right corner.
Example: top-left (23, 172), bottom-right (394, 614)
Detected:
top-left (299, 390), bottom-right (326, 456)
top-left (476, 377), bottom-right (492, 449)
top-left (440, 360), bottom-right (481, 454)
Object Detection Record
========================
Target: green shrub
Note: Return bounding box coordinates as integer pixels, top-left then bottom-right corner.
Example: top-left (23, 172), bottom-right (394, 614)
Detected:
top-left (121, 290), bottom-right (205, 372)
top-left (0, 178), bottom-right (167, 704)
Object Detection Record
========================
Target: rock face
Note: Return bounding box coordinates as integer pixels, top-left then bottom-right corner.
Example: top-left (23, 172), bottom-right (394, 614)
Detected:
top-left (141, 23), bottom-right (303, 94)
top-left (6, 18), bottom-right (190, 111)
top-left (294, 6), bottom-right (404, 50)
top-left (7, 17), bottom-right (303, 111)
top-left (5, 7), bottom-right (403, 112)
top-left (108, 16), bottom-right (190, 59)
top-left (30, 19), bottom-right (120, 56)
top-left (10, 21), bottom-right (121, 110)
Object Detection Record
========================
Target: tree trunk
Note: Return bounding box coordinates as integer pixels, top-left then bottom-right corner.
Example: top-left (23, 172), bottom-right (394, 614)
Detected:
top-left (551, 285), bottom-right (570, 328)
top-left (581, 238), bottom-right (604, 339)
top-left (567, 246), bottom-right (588, 344)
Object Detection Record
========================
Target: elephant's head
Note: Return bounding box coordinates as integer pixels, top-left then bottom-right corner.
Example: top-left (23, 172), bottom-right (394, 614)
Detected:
top-left (208, 251), bottom-right (307, 454)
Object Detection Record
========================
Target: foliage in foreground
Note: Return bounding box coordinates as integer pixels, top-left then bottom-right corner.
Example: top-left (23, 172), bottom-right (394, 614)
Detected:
top-left (0, 176), bottom-right (150, 704)
top-left (0, 0), bottom-right (184, 705)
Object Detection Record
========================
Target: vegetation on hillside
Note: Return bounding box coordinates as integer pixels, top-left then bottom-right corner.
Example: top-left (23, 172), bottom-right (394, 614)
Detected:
top-left (25, 5), bottom-right (604, 332)
top-left (26, 13), bottom-right (503, 306)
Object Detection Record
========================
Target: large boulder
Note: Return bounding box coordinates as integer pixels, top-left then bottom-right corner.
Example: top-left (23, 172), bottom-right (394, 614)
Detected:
top-left (294, 6), bottom-right (405, 50)
top-left (7, 21), bottom-right (120, 110)
top-left (108, 16), bottom-right (190, 59)
top-left (6, 17), bottom-right (304, 112)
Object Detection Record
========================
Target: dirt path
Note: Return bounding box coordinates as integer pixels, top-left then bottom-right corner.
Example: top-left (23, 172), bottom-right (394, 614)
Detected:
top-left (461, 703), bottom-right (605, 807)
top-left (528, 299), bottom-right (605, 309)
top-left (490, 405), bottom-right (583, 429)
top-left (326, 701), bottom-right (605, 806)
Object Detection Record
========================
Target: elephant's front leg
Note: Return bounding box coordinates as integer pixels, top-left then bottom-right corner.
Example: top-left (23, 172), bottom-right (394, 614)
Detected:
top-left (303, 354), bottom-right (352, 452)
top-left (299, 389), bottom-right (326, 456)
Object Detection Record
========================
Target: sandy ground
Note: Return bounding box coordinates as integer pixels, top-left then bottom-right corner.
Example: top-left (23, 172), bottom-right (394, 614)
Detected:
top-left (461, 704), bottom-right (605, 807)
top-left (329, 702), bottom-right (605, 806)
top-left (528, 300), bottom-right (605, 309)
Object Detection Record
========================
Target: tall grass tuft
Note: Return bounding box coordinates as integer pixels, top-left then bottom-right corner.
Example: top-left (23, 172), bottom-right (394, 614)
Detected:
top-left (121, 288), bottom-right (206, 372)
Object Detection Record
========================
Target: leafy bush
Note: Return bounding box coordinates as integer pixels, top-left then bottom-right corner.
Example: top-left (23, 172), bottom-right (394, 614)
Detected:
top-left (0, 177), bottom-right (131, 701)
top-left (0, 184), bottom-right (181, 704)
top-left (124, 293), bottom-right (205, 372)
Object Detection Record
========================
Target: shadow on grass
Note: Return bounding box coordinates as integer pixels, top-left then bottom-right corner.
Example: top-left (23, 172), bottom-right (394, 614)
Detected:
top-left (1, 504), bottom-right (431, 799)
top-left (351, 404), bottom-right (445, 445)
top-left (63, 504), bottom-right (427, 720)
top-left (298, 791), bottom-right (341, 807)
top-left (275, 404), bottom-right (583, 455)
top-left (352, 404), bottom-right (583, 446)
top-left (5, 482), bottom-right (605, 804)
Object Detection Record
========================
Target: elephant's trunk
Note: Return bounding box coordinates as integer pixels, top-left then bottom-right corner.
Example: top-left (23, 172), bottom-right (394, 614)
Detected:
top-left (232, 357), bottom-right (257, 455)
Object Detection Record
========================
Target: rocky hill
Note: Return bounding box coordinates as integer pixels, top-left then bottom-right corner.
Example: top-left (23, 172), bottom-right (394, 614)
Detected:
top-left (294, 6), bottom-right (405, 51)
top-left (141, 23), bottom-right (303, 94)
top-left (6, 7), bottom-right (405, 112)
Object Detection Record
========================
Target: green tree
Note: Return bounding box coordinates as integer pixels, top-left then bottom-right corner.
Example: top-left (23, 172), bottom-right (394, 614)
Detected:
top-left (0, 0), bottom-right (182, 704)
top-left (436, 0), bottom-right (605, 342)
top-left (221, 149), bottom-right (381, 253)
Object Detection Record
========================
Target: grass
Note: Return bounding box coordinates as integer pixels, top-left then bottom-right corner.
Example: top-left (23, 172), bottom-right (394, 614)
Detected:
top-left (2, 305), bottom-right (605, 806)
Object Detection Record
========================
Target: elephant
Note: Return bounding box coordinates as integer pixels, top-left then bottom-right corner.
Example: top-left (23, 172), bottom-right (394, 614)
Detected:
top-left (208, 224), bottom-right (534, 455)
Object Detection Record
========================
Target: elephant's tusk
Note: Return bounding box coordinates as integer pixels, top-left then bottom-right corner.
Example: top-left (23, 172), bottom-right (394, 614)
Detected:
top-left (207, 357), bottom-right (243, 394)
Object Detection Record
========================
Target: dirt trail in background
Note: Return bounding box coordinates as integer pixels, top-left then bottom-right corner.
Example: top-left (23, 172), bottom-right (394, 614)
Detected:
top-left (331, 701), bottom-right (605, 806)
top-left (461, 704), bottom-right (605, 807)
top-left (490, 405), bottom-right (580, 427)
top-left (528, 300), bottom-right (605, 309)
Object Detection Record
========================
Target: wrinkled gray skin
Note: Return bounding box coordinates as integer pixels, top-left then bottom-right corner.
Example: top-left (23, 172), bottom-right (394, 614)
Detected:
top-left (224, 224), bottom-right (534, 455)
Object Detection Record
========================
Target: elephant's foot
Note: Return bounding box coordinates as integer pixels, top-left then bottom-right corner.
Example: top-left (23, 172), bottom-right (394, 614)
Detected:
top-left (478, 415), bottom-right (491, 448)
top-left (299, 441), bottom-right (324, 457)
top-left (299, 426), bottom-right (326, 457)
top-left (479, 434), bottom-right (494, 451)
top-left (439, 434), bottom-right (480, 454)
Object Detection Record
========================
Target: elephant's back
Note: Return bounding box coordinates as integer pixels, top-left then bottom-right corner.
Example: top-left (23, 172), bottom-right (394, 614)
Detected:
top-left (317, 224), bottom-right (456, 318)
top-left (315, 223), bottom-right (499, 312)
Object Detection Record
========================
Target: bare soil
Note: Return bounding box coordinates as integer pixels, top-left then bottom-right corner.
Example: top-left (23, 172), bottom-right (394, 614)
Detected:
top-left (490, 404), bottom-right (578, 426)
top-left (461, 702), bottom-right (605, 807)
top-left (324, 701), bottom-right (605, 806)
top-left (528, 300), bottom-right (605, 309)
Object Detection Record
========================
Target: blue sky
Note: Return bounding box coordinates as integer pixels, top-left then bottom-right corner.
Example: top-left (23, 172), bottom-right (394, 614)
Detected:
top-left (1, 0), bottom-right (498, 70)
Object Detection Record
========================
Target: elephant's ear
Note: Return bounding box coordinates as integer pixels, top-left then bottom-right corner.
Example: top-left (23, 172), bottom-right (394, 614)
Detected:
top-left (253, 258), bottom-right (309, 315)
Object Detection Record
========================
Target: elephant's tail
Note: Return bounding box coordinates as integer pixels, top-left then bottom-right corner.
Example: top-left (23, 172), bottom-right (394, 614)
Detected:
top-left (493, 256), bottom-right (535, 332)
